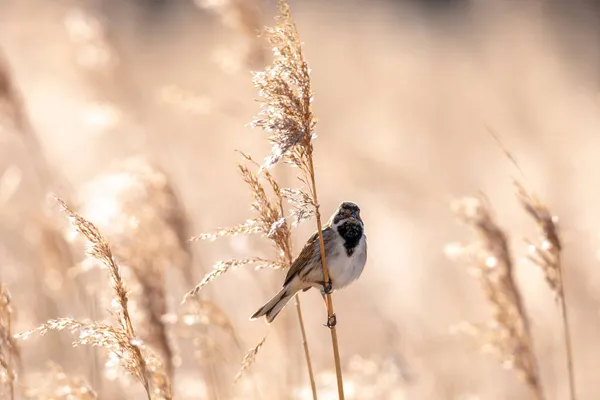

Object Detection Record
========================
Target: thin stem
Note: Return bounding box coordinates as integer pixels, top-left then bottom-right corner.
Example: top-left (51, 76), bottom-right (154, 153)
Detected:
top-left (278, 193), bottom-right (318, 400)
top-left (295, 297), bottom-right (318, 400)
top-left (306, 154), bottom-right (345, 400)
top-left (557, 256), bottom-right (576, 400)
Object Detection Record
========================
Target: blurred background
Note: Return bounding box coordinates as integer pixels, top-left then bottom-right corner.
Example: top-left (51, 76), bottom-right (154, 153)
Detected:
top-left (2, 0), bottom-right (600, 399)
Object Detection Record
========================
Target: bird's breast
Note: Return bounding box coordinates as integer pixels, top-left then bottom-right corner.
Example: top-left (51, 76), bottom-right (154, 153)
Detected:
top-left (328, 236), bottom-right (367, 290)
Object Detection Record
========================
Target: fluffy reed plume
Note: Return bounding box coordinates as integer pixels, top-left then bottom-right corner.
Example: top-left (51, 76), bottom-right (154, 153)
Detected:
top-left (185, 154), bottom-right (316, 394)
top-left (251, 1), bottom-right (344, 397)
top-left (24, 362), bottom-right (97, 400)
top-left (18, 197), bottom-right (172, 400)
top-left (516, 182), bottom-right (576, 400)
top-left (75, 158), bottom-right (195, 380)
top-left (0, 283), bottom-right (19, 400)
top-left (451, 197), bottom-right (545, 400)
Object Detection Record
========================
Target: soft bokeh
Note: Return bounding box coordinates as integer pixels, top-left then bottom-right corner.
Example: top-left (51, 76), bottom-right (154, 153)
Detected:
top-left (2, 0), bottom-right (600, 399)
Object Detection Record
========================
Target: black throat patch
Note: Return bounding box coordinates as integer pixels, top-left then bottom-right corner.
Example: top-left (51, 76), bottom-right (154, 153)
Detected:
top-left (336, 221), bottom-right (363, 256)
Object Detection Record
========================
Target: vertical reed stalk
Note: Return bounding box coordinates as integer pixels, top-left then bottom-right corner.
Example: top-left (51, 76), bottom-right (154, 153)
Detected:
top-left (306, 157), bottom-right (344, 399)
top-left (294, 297), bottom-right (318, 399)
top-left (277, 193), bottom-right (318, 400)
top-left (558, 260), bottom-right (576, 400)
top-left (249, 0), bottom-right (346, 395)
top-left (516, 183), bottom-right (576, 400)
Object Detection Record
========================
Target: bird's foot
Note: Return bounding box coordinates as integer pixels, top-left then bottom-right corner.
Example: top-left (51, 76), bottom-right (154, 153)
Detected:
top-left (322, 279), bottom-right (333, 294)
top-left (324, 313), bottom-right (337, 329)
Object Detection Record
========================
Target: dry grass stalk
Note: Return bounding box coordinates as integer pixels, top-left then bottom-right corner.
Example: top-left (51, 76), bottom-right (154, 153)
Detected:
top-left (234, 335), bottom-right (267, 383)
top-left (516, 182), bottom-right (576, 400)
top-left (76, 159), bottom-right (193, 380)
top-left (0, 283), bottom-right (19, 400)
top-left (184, 257), bottom-right (276, 302)
top-left (17, 197), bottom-right (174, 400)
top-left (251, 1), bottom-right (344, 397)
top-left (452, 197), bottom-right (545, 400)
top-left (185, 153), bottom-right (317, 394)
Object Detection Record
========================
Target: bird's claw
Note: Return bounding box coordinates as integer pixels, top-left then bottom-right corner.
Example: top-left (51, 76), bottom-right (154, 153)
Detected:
top-left (322, 279), bottom-right (333, 294)
top-left (324, 313), bottom-right (337, 329)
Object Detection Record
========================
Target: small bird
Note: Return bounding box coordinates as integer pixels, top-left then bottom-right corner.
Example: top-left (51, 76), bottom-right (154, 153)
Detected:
top-left (250, 201), bottom-right (367, 325)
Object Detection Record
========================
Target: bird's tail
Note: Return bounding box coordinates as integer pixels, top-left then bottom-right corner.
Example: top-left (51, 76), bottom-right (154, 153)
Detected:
top-left (250, 286), bottom-right (296, 323)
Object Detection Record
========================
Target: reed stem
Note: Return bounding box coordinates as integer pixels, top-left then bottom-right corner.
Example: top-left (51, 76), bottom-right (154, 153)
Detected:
top-left (306, 155), bottom-right (345, 400)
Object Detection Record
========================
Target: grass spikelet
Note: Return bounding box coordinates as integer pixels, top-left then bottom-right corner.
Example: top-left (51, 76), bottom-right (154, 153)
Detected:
top-left (183, 257), bottom-right (274, 302)
top-left (189, 219), bottom-right (261, 242)
top-left (251, 1), bottom-right (343, 397)
top-left (50, 197), bottom-right (172, 399)
top-left (234, 335), bottom-right (267, 383)
top-left (451, 196), bottom-right (545, 400)
top-left (516, 182), bottom-right (576, 400)
top-left (515, 183), bottom-right (562, 299)
top-left (0, 283), bottom-right (19, 400)
top-left (75, 159), bottom-right (194, 379)
top-left (187, 151), bottom-right (317, 395)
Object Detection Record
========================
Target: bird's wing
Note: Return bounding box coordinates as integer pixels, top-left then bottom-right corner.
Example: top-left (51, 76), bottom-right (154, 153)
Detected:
top-left (284, 226), bottom-right (335, 286)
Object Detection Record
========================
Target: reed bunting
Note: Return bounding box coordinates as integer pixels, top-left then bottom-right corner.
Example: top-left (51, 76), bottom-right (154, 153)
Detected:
top-left (251, 201), bottom-right (367, 326)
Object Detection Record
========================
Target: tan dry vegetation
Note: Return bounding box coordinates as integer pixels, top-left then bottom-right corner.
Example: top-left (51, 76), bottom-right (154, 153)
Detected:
top-left (1, 0), bottom-right (600, 399)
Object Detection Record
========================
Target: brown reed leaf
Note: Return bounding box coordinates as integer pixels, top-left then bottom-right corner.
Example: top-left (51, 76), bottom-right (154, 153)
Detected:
top-left (234, 335), bottom-right (267, 383)
top-left (451, 196), bottom-right (545, 399)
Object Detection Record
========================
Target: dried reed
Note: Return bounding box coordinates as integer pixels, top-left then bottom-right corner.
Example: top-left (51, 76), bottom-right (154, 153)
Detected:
top-left (487, 128), bottom-right (576, 399)
top-left (451, 197), bottom-right (545, 400)
top-left (76, 159), bottom-right (193, 380)
top-left (516, 182), bottom-right (576, 400)
top-left (18, 197), bottom-right (173, 400)
top-left (0, 283), bottom-right (19, 400)
top-left (235, 335), bottom-right (267, 383)
top-left (251, 1), bottom-right (344, 397)
top-left (185, 153), bottom-right (317, 396)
